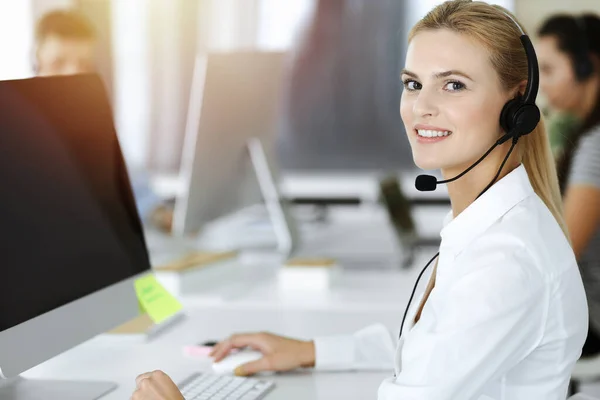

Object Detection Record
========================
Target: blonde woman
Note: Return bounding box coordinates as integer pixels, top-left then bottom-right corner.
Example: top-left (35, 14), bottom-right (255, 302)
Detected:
top-left (131, 1), bottom-right (587, 399)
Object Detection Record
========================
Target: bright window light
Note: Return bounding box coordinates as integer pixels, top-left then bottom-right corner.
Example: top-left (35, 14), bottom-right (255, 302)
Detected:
top-left (257, 0), bottom-right (315, 50)
top-left (0, 1), bottom-right (35, 80)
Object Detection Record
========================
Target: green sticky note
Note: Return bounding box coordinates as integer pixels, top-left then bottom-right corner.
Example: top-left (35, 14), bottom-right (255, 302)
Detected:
top-left (134, 274), bottom-right (183, 324)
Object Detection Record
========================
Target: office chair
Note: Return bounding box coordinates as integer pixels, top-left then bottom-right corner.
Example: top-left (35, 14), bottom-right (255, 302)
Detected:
top-left (570, 354), bottom-right (600, 396)
top-left (568, 393), bottom-right (600, 400)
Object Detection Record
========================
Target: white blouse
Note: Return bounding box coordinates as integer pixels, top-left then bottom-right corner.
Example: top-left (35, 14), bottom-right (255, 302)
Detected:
top-left (314, 165), bottom-right (588, 400)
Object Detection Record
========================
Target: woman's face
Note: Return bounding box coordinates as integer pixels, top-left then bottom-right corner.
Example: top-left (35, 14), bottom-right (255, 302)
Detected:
top-left (537, 35), bottom-right (585, 113)
top-left (400, 29), bottom-right (512, 175)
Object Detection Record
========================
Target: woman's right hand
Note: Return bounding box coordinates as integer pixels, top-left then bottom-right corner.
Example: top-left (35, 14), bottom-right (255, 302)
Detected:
top-left (209, 332), bottom-right (315, 376)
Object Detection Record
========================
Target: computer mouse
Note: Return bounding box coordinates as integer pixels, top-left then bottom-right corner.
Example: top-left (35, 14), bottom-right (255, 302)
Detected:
top-left (212, 350), bottom-right (263, 375)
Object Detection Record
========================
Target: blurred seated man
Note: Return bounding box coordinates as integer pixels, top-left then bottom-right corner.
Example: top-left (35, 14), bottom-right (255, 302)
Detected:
top-left (34, 9), bottom-right (173, 231)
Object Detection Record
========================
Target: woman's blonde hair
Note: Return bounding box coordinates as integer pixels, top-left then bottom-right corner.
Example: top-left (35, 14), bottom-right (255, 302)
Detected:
top-left (409, 0), bottom-right (569, 240)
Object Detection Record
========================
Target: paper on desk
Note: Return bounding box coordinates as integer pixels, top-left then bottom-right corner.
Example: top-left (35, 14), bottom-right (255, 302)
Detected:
top-left (134, 274), bottom-right (183, 324)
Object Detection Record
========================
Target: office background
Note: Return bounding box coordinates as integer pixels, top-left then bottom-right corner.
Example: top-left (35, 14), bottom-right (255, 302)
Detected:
top-left (0, 0), bottom-right (520, 176)
top-left (2, 0), bottom-right (600, 398)
top-left (3, 0), bottom-right (595, 176)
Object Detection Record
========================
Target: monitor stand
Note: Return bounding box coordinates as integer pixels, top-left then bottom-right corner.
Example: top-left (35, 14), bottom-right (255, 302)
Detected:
top-left (0, 377), bottom-right (117, 400)
top-left (247, 137), bottom-right (299, 258)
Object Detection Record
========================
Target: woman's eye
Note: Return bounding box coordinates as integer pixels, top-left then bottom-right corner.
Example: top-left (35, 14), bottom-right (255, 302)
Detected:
top-left (444, 81), bottom-right (465, 91)
top-left (403, 79), bottom-right (422, 91)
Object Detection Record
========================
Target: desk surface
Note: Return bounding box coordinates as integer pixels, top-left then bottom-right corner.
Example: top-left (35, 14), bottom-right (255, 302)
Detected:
top-left (24, 308), bottom-right (399, 400)
top-left (175, 250), bottom-right (436, 313)
top-left (21, 205), bottom-right (441, 399)
top-left (145, 203), bottom-right (447, 268)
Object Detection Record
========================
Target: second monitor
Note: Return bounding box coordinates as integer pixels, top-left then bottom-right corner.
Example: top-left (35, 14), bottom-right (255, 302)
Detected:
top-left (173, 51), bottom-right (288, 237)
top-left (173, 51), bottom-right (417, 267)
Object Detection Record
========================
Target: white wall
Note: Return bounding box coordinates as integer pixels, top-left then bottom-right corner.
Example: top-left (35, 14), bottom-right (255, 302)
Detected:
top-left (111, 0), bottom-right (151, 170)
top-left (30, 0), bottom-right (73, 21)
top-left (112, 0), bottom-right (263, 172)
top-left (199, 0), bottom-right (314, 51)
top-left (257, 0), bottom-right (314, 50)
top-left (0, 0), bottom-right (78, 80)
top-left (200, 0), bottom-right (259, 51)
top-left (0, 0), bottom-right (35, 80)
top-left (146, 0), bottom-right (199, 172)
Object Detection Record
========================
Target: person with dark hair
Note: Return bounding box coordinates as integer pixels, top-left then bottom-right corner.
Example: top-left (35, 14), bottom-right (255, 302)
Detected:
top-left (34, 9), bottom-right (173, 231)
top-left (537, 13), bottom-right (600, 358)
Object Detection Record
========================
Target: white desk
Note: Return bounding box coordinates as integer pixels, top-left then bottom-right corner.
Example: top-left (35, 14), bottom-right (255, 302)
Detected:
top-left (19, 202), bottom-right (443, 399)
top-left (174, 249), bottom-right (437, 313)
top-left (23, 308), bottom-right (400, 400)
top-left (145, 202), bottom-right (448, 268)
top-left (143, 203), bottom-right (441, 314)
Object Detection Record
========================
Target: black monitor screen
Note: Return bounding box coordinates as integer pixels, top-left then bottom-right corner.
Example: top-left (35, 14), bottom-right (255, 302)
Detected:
top-left (0, 74), bottom-right (150, 332)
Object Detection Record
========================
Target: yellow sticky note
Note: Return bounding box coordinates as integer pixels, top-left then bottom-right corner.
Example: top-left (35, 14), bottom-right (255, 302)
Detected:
top-left (134, 274), bottom-right (183, 324)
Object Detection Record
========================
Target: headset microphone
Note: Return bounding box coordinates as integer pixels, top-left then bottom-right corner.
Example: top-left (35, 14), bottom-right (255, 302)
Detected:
top-left (415, 131), bottom-right (513, 192)
top-left (414, 175), bottom-right (437, 191)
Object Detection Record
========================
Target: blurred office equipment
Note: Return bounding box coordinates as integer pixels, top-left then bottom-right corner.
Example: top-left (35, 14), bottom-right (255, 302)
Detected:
top-left (569, 394), bottom-right (600, 400)
top-left (0, 74), bottom-right (150, 399)
top-left (276, 0), bottom-right (413, 172)
top-left (169, 50), bottom-right (414, 268)
top-left (170, 46), bottom-right (433, 268)
top-left (250, 137), bottom-right (419, 268)
top-left (0, 73), bottom-right (275, 400)
top-left (172, 51), bottom-right (288, 237)
top-left (571, 355), bottom-right (600, 398)
top-left (272, 0), bottom-right (450, 220)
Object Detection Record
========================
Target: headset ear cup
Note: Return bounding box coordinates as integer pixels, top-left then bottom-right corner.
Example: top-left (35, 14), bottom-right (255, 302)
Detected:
top-left (499, 98), bottom-right (522, 134)
top-left (500, 98), bottom-right (540, 138)
top-left (514, 104), bottom-right (541, 135)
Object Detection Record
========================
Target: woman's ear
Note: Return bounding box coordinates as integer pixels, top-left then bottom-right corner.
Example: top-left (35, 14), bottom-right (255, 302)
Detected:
top-left (514, 80), bottom-right (528, 98)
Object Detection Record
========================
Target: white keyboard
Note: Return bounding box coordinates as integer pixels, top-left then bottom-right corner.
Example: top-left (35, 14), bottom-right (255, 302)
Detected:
top-left (179, 373), bottom-right (275, 400)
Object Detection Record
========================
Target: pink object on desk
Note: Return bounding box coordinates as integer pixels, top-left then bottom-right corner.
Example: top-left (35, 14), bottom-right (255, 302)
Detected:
top-left (182, 345), bottom-right (244, 359)
top-left (183, 345), bottom-right (214, 359)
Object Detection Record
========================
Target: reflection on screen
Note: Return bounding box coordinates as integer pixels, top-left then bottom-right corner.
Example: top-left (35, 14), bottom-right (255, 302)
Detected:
top-left (0, 74), bottom-right (150, 332)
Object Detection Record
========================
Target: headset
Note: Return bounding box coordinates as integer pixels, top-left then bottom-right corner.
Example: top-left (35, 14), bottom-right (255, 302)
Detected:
top-left (399, 10), bottom-right (541, 340)
top-left (573, 16), bottom-right (594, 82)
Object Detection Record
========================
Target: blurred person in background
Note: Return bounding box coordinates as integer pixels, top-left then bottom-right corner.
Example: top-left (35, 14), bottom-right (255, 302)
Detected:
top-left (536, 14), bottom-right (599, 159)
top-left (537, 13), bottom-right (600, 359)
top-left (34, 9), bottom-right (173, 231)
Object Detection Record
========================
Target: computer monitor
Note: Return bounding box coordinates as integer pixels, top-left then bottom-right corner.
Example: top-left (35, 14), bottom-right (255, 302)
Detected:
top-left (0, 74), bottom-right (151, 399)
top-left (172, 51), bottom-right (417, 266)
top-left (249, 137), bottom-right (417, 268)
top-left (173, 51), bottom-right (288, 237)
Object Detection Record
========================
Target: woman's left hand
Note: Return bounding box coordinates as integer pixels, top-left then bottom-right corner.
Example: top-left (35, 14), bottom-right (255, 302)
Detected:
top-left (131, 371), bottom-right (184, 400)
